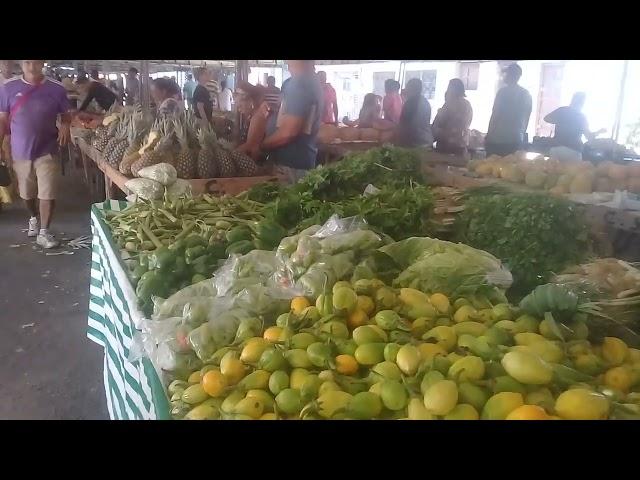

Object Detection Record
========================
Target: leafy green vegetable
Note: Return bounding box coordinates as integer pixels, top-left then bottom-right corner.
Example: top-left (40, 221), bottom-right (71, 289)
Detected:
top-left (455, 189), bottom-right (590, 299)
top-left (255, 146), bottom-right (429, 236)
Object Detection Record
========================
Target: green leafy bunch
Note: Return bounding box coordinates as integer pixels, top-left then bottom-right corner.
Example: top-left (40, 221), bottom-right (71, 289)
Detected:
top-left (455, 188), bottom-right (591, 299)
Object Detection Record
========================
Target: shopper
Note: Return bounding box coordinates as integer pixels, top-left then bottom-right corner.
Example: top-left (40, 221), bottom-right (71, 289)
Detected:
top-left (192, 67), bottom-right (213, 125)
top-left (151, 78), bottom-right (183, 116)
top-left (0, 60), bottom-right (14, 84)
top-left (544, 92), bottom-right (605, 161)
top-left (0, 60), bottom-right (71, 248)
top-left (485, 63), bottom-right (532, 157)
top-left (396, 78), bottom-right (433, 148)
top-left (432, 78), bottom-right (473, 156)
top-left (182, 73), bottom-right (196, 110)
top-left (318, 71), bottom-right (338, 125)
top-left (76, 77), bottom-right (117, 112)
top-left (343, 93), bottom-right (383, 128)
top-left (383, 79), bottom-right (403, 123)
top-left (125, 67), bottom-right (140, 106)
top-left (235, 86), bottom-right (270, 162)
top-left (260, 60), bottom-right (323, 183)
top-left (218, 80), bottom-right (233, 112)
top-left (264, 76), bottom-right (281, 111)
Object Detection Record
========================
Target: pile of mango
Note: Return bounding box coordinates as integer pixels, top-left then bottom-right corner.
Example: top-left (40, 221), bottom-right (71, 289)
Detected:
top-left (167, 279), bottom-right (640, 420)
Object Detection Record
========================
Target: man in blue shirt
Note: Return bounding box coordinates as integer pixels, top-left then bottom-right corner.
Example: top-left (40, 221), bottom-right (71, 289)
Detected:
top-left (182, 73), bottom-right (196, 110)
top-left (260, 60), bottom-right (323, 183)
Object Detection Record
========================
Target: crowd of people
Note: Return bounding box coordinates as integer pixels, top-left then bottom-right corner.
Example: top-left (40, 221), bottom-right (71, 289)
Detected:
top-left (0, 59), bottom-right (604, 250)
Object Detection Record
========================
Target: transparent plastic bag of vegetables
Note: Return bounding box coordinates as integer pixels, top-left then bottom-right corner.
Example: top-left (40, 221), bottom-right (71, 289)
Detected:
top-left (137, 162), bottom-right (178, 186)
top-left (166, 179), bottom-right (192, 199)
top-left (378, 237), bottom-right (513, 300)
top-left (124, 178), bottom-right (164, 201)
top-left (296, 252), bottom-right (356, 297)
top-left (153, 278), bottom-right (218, 319)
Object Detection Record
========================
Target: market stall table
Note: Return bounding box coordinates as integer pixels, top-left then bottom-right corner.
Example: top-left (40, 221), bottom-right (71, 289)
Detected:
top-left (72, 135), bottom-right (285, 199)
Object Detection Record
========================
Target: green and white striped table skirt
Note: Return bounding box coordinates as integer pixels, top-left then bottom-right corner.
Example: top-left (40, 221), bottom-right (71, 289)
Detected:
top-left (88, 200), bottom-right (170, 420)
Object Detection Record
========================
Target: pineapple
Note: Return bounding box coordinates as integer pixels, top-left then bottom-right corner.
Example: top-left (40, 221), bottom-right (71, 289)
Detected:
top-left (91, 125), bottom-right (107, 150)
top-left (104, 116), bottom-right (129, 168)
top-left (131, 122), bottom-right (176, 177)
top-left (119, 114), bottom-right (149, 175)
top-left (216, 147), bottom-right (237, 178)
top-left (228, 150), bottom-right (258, 177)
top-left (173, 115), bottom-right (197, 179)
top-left (196, 126), bottom-right (218, 179)
top-left (93, 124), bottom-right (111, 152)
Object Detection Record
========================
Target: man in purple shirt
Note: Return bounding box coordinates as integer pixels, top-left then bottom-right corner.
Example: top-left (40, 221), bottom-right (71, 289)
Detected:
top-left (0, 60), bottom-right (71, 248)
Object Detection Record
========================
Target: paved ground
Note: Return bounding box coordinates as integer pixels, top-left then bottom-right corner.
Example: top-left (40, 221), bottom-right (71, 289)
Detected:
top-left (0, 165), bottom-right (108, 419)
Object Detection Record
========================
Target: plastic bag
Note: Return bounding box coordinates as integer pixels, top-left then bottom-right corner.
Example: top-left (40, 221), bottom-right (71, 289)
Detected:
top-left (137, 163), bottom-right (178, 186)
top-left (166, 179), bottom-right (192, 199)
top-left (153, 278), bottom-right (218, 319)
top-left (125, 178), bottom-right (164, 200)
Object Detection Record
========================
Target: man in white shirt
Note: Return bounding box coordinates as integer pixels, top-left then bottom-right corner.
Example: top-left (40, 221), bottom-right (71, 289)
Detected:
top-left (218, 80), bottom-right (233, 112)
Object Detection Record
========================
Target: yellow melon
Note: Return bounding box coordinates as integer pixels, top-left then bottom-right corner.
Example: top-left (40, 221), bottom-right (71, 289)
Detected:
top-left (569, 174), bottom-right (594, 194)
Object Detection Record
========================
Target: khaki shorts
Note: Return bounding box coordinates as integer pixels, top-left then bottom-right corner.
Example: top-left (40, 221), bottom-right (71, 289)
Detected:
top-left (12, 154), bottom-right (61, 201)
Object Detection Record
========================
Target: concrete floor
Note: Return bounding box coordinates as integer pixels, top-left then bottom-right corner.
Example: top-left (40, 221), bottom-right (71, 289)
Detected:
top-left (0, 166), bottom-right (108, 419)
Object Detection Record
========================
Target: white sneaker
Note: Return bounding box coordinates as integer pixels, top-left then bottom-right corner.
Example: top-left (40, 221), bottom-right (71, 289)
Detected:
top-left (27, 217), bottom-right (39, 237)
top-left (36, 232), bottom-right (60, 249)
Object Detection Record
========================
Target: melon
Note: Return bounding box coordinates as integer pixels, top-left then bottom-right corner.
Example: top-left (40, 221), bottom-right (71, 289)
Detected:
top-left (502, 165), bottom-right (525, 183)
top-left (556, 174), bottom-right (573, 187)
top-left (318, 124), bottom-right (339, 144)
top-left (476, 163), bottom-right (494, 176)
top-left (544, 172), bottom-right (560, 189)
top-left (338, 127), bottom-right (361, 142)
top-left (569, 173), bottom-right (594, 194)
top-left (359, 128), bottom-right (380, 142)
top-left (524, 170), bottom-right (547, 189)
top-left (608, 163), bottom-right (628, 181)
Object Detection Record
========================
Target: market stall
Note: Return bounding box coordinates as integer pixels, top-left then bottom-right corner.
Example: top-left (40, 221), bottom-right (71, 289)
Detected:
top-left (87, 144), bottom-right (640, 420)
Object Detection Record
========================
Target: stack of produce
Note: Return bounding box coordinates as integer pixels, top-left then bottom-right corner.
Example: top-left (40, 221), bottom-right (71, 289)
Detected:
top-left (470, 152), bottom-right (640, 194)
top-left (454, 186), bottom-right (590, 299)
top-left (165, 272), bottom-right (640, 420)
top-left (105, 192), bottom-right (287, 314)
top-left (317, 125), bottom-right (394, 144)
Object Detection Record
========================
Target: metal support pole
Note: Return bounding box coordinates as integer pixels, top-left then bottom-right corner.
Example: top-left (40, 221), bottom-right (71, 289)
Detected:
top-left (140, 60), bottom-right (151, 112)
top-left (612, 60), bottom-right (629, 143)
top-left (235, 60), bottom-right (250, 141)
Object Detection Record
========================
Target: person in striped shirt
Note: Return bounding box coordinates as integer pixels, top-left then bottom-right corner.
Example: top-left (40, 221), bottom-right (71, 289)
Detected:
top-left (263, 76), bottom-right (281, 111)
top-left (205, 72), bottom-right (220, 110)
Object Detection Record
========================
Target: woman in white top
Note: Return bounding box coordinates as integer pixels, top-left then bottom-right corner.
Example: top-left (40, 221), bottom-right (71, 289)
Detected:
top-left (218, 80), bottom-right (233, 112)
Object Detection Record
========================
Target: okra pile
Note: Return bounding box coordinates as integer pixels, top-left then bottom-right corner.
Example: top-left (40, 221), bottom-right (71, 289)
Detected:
top-left (104, 194), bottom-right (287, 314)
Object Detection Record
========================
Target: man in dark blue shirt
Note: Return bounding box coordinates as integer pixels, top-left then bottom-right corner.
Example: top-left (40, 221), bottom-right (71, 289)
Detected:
top-left (261, 60), bottom-right (323, 183)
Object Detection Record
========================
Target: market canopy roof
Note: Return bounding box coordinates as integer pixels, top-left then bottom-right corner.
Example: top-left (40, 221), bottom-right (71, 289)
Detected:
top-left (49, 59), bottom-right (488, 74)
